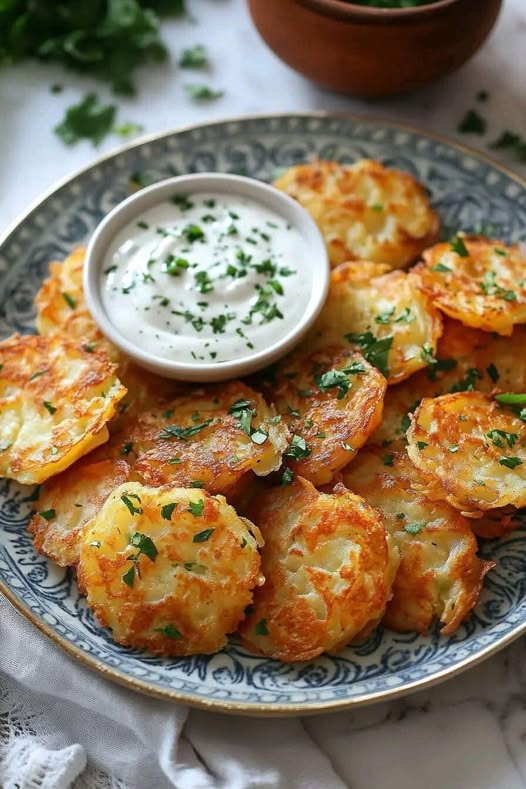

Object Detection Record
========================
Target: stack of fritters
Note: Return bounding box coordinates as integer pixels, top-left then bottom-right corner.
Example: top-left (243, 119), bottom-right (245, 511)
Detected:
top-left (2, 158), bottom-right (525, 663)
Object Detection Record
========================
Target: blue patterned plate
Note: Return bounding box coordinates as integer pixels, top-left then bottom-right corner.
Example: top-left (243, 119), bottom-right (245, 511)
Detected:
top-left (1, 114), bottom-right (526, 715)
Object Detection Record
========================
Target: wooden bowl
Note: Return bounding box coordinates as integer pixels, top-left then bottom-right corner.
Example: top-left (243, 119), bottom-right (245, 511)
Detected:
top-left (247, 0), bottom-right (502, 98)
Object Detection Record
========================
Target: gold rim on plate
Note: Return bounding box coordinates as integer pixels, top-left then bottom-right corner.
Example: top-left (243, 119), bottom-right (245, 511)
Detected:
top-left (1, 111), bottom-right (525, 716)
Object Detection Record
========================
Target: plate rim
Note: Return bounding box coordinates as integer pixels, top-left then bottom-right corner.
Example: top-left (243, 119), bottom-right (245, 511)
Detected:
top-left (1, 110), bottom-right (526, 717)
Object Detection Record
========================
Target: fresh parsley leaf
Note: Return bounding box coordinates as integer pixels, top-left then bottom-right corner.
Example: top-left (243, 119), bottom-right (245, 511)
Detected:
top-left (316, 368), bottom-right (351, 399)
top-left (180, 44), bottom-right (208, 68)
top-left (345, 332), bottom-right (392, 378)
top-left (417, 441), bottom-right (428, 450)
top-left (193, 526), bottom-right (214, 541)
top-left (457, 109), bottom-right (487, 135)
top-left (431, 262), bottom-right (452, 273)
top-left (184, 84), bottom-right (223, 101)
top-left (61, 291), bottom-right (77, 309)
top-left (382, 453), bottom-right (394, 466)
top-left (129, 532), bottom-right (158, 562)
top-left (495, 393), bottom-right (526, 406)
top-left (486, 429), bottom-right (518, 449)
top-left (499, 457), bottom-right (523, 469)
top-left (486, 363), bottom-right (500, 383)
top-left (122, 566), bottom-right (135, 588)
top-left (285, 435), bottom-right (311, 460)
top-left (161, 502), bottom-right (177, 520)
top-left (254, 618), bottom-right (269, 636)
top-left (189, 500), bottom-right (206, 518)
top-left (121, 493), bottom-right (143, 516)
top-left (281, 468), bottom-right (294, 486)
top-left (450, 236), bottom-right (469, 257)
top-left (55, 93), bottom-right (116, 146)
top-left (43, 400), bottom-right (57, 414)
top-left (159, 419), bottom-right (212, 439)
top-left (489, 131), bottom-right (526, 163)
top-left (39, 509), bottom-right (56, 521)
top-left (155, 624), bottom-right (183, 639)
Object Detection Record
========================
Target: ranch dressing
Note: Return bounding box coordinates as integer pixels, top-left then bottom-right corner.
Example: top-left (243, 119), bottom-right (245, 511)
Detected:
top-left (100, 191), bottom-right (311, 364)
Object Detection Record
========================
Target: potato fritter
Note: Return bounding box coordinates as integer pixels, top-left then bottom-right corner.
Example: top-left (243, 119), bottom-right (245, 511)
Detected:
top-left (343, 448), bottom-right (492, 634)
top-left (29, 458), bottom-right (132, 567)
top-left (239, 477), bottom-right (397, 662)
top-left (78, 482), bottom-right (263, 656)
top-left (273, 159), bottom-right (439, 269)
top-left (127, 381), bottom-right (289, 495)
top-left (310, 262), bottom-right (443, 384)
top-left (0, 334), bottom-right (126, 484)
top-left (432, 318), bottom-right (526, 394)
top-left (412, 237), bottom-right (526, 336)
top-left (35, 247), bottom-right (116, 357)
top-left (407, 391), bottom-right (526, 513)
top-left (260, 346), bottom-right (386, 485)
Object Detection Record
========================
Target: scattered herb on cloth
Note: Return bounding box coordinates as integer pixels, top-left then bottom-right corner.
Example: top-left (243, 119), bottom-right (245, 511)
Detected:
top-left (0, 0), bottom-right (187, 95)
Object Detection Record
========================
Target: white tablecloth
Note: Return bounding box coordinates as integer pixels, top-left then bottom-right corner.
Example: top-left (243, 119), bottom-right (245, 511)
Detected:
top-left (1, 1), bottom-right (526, 787)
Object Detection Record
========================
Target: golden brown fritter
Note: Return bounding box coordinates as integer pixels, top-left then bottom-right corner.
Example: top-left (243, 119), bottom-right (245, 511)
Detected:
top-left (78, 482), bottom-right (263, 656)
top-left (239, 477), bottom-right (397, 662)
top-left (274, 159), bottom-right (439, 269)
top-left (0, 333), bottom-right (126, 484)
top-left (310, 262), bottom-right (443, 384)
top-left (407, 391), bottom-right (526, 513)
top-left (35, 247), bottom-right (116, 358)
top-left (127, 381), bottom-right (289, 495)
top-left (343, 448), bottom-right (492, 634)
top-left (29, 458), bottom-right (132, 567)
top-left (261, 346), bottom-right (386, 485)
top-left (411, 236), bottom-right (526, 336)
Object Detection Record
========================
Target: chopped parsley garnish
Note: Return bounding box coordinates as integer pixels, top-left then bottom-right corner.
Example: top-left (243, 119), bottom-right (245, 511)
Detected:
top-left (160, 419), bottom-right (212, 440)
top-left (450, 367), bottom-right (482, 393)
top-left (120, 493), bottom-right (143, 516)
top-left (417, 441), bottom-right (428, 450)
top-left (129, 532), bottom-right (158, 562)
top-left (450, 236), bottom-right (469, 257)
top-left (122, 442), bottom-right (133, 456)
top-left (341, 442), bottom-right (354, 452)
top-left (161, 503), bottom-right (177, 520)
top-left (486, 430), bottom-right (518, 449)
top-left (228, 399), bottom-right (255, 435)
top-left (184, 84), bottom-right (224, 101)
top-left (489, 131), bottom-right (526, 163)
top-left (193, 525), bottom-right (214, 541)
top-left (457, 109), bottom-right (487, 135)
top-left (28, 369), bottom-right (49, 382)
top-left (155, 624), bottom-right (183, 640)
top-left (448, 445), bottom-right (459, 453)
top-left (43, 400), bottom-right (56, 415)
top-left (382, 453), bottom-right (394, 466)
top-left (166, 256), bottom-right (190, 275)
top-left (479, 270), bottom-right (517, 302)
top-left (122, 567), bottom-right (135, 588)
top-left (499, 457), bottom-right (523, 469)
top-left (375, 307), bottom-right (413, 325)
top-left (184, 224), bottom-right (205, 243)
top-left (194, 270), bottom-right (214, 293)
top-left (171, 194), bottom-right (194, 210)
top-left (345, 332), bottom-right (392, 378)
top-left (168, 457), bottom-right (182, 465)
top-left (281, 468), bottom-right (295, 486)
top-left (189, 500), bottom-right (206, 518)
top-left (285, 435), bottom-right (312, 460)
top-left (254, 618), bottom-right (269, 636)
top-left (61, 292), bottom-right (77, 309)
top-left (431, 262), bottom-right (452, 273)
top-left (486, 363), bottom-right (500, 383)
top-left (403, 521), bottom-right (427, 534)
top-left (39, 509), bottom-right (56, 521)
top-left (183, 562), bottom-right (207, 574)
top-left (316, 368), bottom-right (352, 399)
top-left (250, 428), bottom-right (268, 445)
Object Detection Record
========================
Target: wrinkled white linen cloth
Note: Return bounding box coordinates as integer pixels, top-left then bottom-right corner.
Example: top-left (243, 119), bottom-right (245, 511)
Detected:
top-left (1, 595), bottom-right (525, 789)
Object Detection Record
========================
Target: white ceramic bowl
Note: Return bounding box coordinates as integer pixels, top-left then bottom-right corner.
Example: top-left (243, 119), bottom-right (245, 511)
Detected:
top-left (84, 173), bottom-right (329, 381)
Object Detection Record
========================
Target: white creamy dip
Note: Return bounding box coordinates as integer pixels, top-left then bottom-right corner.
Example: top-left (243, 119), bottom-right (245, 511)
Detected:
top-left (100, 191), bottom-right (311, 364)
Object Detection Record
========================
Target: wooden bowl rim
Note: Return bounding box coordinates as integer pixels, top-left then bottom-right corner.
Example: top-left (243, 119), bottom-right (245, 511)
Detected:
top-left (295, 0), bottom-right (471, 23)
